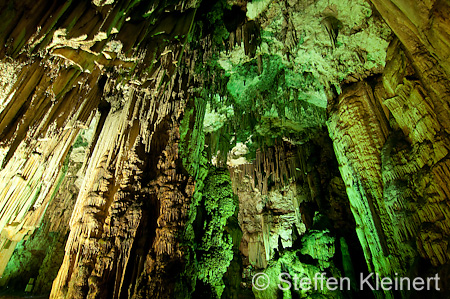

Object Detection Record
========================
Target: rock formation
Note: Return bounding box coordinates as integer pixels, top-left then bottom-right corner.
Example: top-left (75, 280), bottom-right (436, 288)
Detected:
top-left (0, 0), bottom-right (449, 298)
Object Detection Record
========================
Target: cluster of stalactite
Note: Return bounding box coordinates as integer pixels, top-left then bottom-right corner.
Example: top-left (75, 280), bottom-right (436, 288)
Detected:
top-left (0, 0), bottom-right (450, 298)
top-left (327, 10), bottom-right (450, 293)
top-left (0, 0), bottom-right (199, 298)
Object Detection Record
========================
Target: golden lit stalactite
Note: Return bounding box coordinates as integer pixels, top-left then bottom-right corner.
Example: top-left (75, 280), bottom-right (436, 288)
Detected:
top-left (2, 0), bottom-right (450, 297)
top-left (369, 0), bottom-right (450, 133)
top-left (50, 6), bottom-right (198, 292)
top-left (0, 58), bottom-right (102, 280)
top-left (0, 0), bottom-right (197, 295)
top-left (375, 38), bottom-right (450, 268)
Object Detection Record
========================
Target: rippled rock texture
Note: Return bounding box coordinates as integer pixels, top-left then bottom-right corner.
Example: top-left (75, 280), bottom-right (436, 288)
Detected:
top-left (0, 0), bottom-right (449, 298)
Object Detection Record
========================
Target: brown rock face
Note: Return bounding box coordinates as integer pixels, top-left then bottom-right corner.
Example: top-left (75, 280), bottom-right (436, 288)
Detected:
top-left (374, 0), bottom-right (450, 281)
top-left (51, 90), bottom-right (194, 297)
top-left (230, 136), bottom-right (355, 270)
top-left (370, 0), bottom-right (450, 111)
top-left (0, 0), bottom-right (197, 297)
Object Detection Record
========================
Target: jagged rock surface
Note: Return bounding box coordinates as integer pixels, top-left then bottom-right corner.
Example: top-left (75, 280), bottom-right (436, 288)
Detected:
top-left (0, 0), bottom-right (449, 298)
top-left (0, 127), bottom-right (94, 293)
top-left (0, 0), bottom-right (198, 297)
top-left (327, 34), bottom-right (450, 297)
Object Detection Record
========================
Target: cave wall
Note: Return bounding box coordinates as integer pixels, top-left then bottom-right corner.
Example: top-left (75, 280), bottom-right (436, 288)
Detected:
top-left (327, 0), bottom-right (450, 296)
top-left (0, 1), bottom-right (199, 297)
top-left (0, 0), bottom-right (449, 298)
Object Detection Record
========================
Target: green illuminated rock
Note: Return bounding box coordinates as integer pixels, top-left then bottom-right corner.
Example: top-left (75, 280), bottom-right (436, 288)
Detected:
top-left (1, 0), bottom-right (450, 298)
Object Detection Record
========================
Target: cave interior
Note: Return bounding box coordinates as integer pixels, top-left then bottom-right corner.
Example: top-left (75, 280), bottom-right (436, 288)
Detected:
top-left (0, 0), bottom-right (450, 298)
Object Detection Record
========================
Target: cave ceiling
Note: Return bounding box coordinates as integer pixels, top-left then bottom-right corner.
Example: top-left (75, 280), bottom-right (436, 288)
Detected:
top-left (0, 0), bottom-right (450, 298)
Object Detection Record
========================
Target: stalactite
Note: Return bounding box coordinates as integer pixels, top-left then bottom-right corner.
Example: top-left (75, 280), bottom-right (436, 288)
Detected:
top-left (1, 0), bottom-right (450, 298)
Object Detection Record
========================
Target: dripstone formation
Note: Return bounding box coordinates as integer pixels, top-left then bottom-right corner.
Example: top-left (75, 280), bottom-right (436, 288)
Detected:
top-left (0, 0), bottom-right (449, 298)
